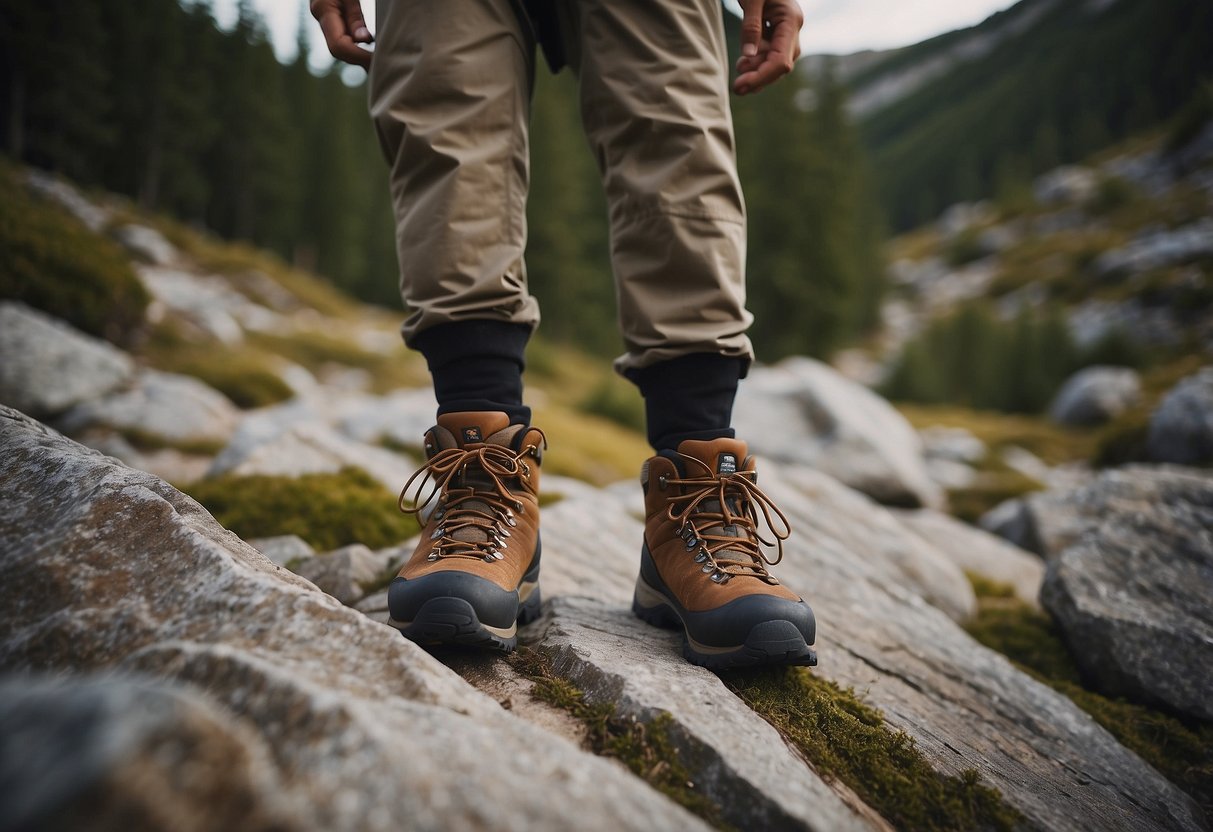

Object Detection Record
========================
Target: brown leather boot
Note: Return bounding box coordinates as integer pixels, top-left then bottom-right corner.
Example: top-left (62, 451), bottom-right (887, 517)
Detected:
top-left (633, 438), bottom-right (816, 669)
top-left (389, 411), bottom-right (544, 652)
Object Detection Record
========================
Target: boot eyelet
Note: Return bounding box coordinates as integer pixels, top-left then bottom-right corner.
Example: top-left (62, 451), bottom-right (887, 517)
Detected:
top-left (658, 475), bottom-right (668, 490)
top-left (430, 527), bottom-right (445, 540)
top-left (684, 537), bottom-right (698, 550)
top-left (427, 552), bottom-right (439, 562)
top-left (710, 571), bottom-right (727, 583)
top-left (701, 562), bottom-right (714, 574)
top-left (694, 550), bottom-right (708, 564)
top-left (514, 501), bottom-right (525, 513)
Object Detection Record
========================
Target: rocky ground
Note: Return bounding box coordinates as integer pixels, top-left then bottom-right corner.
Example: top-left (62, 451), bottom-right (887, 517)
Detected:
top-left (2, 170), bottom-right (1211, 830)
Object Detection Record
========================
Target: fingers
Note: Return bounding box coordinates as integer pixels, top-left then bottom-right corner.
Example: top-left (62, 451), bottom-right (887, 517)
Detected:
top-left (310, 0), bottom-right (372, 68)
top-left (732, 6), bottom-right (803, 95)
top-left (342, 0), bottom-right (372, 43)
top-left (739, 0), bottom-right (764, 58)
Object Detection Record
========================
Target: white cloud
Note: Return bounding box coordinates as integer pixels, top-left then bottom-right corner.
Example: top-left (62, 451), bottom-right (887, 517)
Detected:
top-left (216, 0), bottom-right (1016, 71)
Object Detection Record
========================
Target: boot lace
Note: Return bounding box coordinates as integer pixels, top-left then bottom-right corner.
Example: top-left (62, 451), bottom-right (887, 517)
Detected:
top-left (398, 434), bottom-right (544, 563)
top-left (662, 462), bottom-right (791, 585)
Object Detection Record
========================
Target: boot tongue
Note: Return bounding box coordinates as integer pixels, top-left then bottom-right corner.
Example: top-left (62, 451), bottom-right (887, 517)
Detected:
top-left (675, 438), bottom-right (757, 568)
top-left (432, 412), bottom-right (525, 547)
top-left (675, 438), bottom-right (748, 479)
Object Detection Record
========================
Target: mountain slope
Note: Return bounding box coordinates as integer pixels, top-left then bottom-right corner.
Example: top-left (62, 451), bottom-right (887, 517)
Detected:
top-left (838, 0), bottom-right (1213, 229)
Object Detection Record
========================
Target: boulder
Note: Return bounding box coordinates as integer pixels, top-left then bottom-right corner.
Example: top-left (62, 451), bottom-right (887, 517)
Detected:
top-left (0, 405), bottom-right (709, 832)
top-left (0, 675), bottom-right (300, 830)
top-left (894, 509), bottom-right (1045, 605)
top-left (1033, 165), bottom-right (1098, 205)
top-left (113, 223), bottom-right (177, 265)
top-left (1048, 365), bottom-right (1141, 426)
top-left (1094, 218), bottom-right (1213, 278)
top-left (1147, 366), bottom-right (1213, 464)
top-left (210, 420), bottom-right (415, 491)
top-left (528, 462), bottom-right (1203, 832)
top-left (1039, 468), bottom-right (1213, 721)
top-left (0, 302), bottom-right (135, 418)
top-left (60, 369), bottom-right (240, 446)
top-left (248, 535), bottom-right (315, 568)
top-left (734, 357), bottom-right (944, 509)
top-left (137, 265), bottom-right (280, 342)
top-left (534, 597), bottom-right (877, 832)
top-left (919, 426), bottom-right (986, 464)
top-left (24, 169), bottom-right (111, 231)
top-left (982, 465), bottom-right (1213, 560)
top-left (74, 427), bottom-right (215, 485)
top-left (293, 543), bottom-right (393, 606)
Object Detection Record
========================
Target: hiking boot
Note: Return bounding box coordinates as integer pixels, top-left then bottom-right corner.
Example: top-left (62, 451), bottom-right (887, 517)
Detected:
top-left (633, 438), bottom-right (816, 669)
top-left (389, 411), bottom-right (545, 652)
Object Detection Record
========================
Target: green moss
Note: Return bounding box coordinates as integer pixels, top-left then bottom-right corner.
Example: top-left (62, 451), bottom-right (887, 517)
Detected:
top-left (184, 467), bottom-right (419, 551)
top-left (141, 324), bottom-right (294, 409)
top-left (510, 649), bottom-right (731, 829)
top-left (722, 668), bottom-right (1021, 832)
top-left (578, 375), bottom-right (646, 433)
top-left (118, 427), bottom-right (225, 457)
top-left (0, 165), bottom-right (149, 345)
top-left (248, 330), bottom-right (425, 394)
top-left (898, 404), bottom-right (1097, 467)
top-left (966, 580), bottom-right (1213, 816)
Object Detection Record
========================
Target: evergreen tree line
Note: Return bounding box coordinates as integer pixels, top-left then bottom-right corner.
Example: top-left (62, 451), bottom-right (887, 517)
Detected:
top-left (880, 302), bottom-right (1143, 414)
top-left (0, 0), bottom-right (886, 364)
top-left (857, 0), bottom-right (1213, 230)
top-left (0, 0), bottom-right (398, 307)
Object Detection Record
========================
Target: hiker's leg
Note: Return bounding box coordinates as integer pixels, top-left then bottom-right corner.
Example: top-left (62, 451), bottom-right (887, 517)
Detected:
top-left (369, 0), bottom-right (537, 423)
top-left (567, 0), bottom-right (753, 449)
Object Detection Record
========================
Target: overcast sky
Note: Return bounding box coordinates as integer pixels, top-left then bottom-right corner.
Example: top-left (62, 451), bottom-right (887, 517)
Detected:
top-left (211, 0), bottom-right (1018, 72)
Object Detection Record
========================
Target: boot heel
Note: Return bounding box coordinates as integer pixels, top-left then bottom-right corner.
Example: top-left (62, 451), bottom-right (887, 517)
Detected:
top-left (632, 575), bottom-right (681, 629)
top-left (517, 584), bottom-right (543, 625)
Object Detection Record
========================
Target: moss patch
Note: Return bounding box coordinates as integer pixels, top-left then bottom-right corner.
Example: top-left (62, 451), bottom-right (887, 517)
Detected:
top-left (139, 324), bottom-right (294, 409)
top-left (510, 649), bottom-right (730, 829)
top-left (117, 427), bottom-right (225, 457)
top-left (184, 467), bottom-right (419, 551)
top-left (0, 165), bottom-right (149, 345)
top-left (967, 579), bottom-right (1213, 816)
top-left (722, 668), bottom-right (1021, 831)
top-left (248, 330), bottom-right (425, 394)
top-left (530, 403), bottom-right (650, 485)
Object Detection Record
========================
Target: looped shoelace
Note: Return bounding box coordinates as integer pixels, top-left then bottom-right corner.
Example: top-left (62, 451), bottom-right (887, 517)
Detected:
top-left (398, 436), bottom-right (543, 563)
top-left (663, 464), bottom-right (792, 584)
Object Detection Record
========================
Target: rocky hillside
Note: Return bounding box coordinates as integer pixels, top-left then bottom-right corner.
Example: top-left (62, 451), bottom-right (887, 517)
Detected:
top-left (834, 0), bottom-right (1213, 228)
top-left (1, 168), bottom-right (1211, 830)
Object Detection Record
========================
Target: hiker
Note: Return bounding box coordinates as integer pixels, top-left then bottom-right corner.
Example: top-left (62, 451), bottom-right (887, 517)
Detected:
top-left (312, 0), bottom-right (816, 668)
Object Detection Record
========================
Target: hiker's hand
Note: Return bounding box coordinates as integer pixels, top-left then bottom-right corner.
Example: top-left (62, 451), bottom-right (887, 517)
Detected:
top-left (311, 0), bottom-right (373, 68)
top-left (733, 0), bottom-right (803, 95)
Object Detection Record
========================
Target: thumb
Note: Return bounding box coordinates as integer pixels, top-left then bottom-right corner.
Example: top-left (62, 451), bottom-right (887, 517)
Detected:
top-left (740, 0), bottom-right (763, 57)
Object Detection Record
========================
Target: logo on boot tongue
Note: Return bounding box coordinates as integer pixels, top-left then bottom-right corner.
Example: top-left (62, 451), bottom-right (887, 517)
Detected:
top-left (462, 426), bottom-right (483, 444)
top-left (717, 453), bottom-right (738, 475)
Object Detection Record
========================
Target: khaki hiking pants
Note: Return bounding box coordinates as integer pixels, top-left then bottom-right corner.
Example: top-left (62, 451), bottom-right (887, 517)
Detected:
top-left (369, 0), bottom-right (754, 375)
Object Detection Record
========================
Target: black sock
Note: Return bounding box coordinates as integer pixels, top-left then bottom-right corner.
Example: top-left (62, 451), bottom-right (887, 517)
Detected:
top-left (627, 354), bottom-right (746, 452)
top-left (413, 320), bottom-right (532, 425)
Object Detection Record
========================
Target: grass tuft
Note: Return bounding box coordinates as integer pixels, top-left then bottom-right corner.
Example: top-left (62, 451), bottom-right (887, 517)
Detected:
top-left (722, 668), bottom-right (1022, 832)
top-left (184, 467), bottom-right (419, 551)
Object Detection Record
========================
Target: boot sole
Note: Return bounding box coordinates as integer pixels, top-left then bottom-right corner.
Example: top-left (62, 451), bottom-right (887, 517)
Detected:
top-left (390, 561), bottom-right (542, 654)
top-left (633, 574), bottom-right (817, 670)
